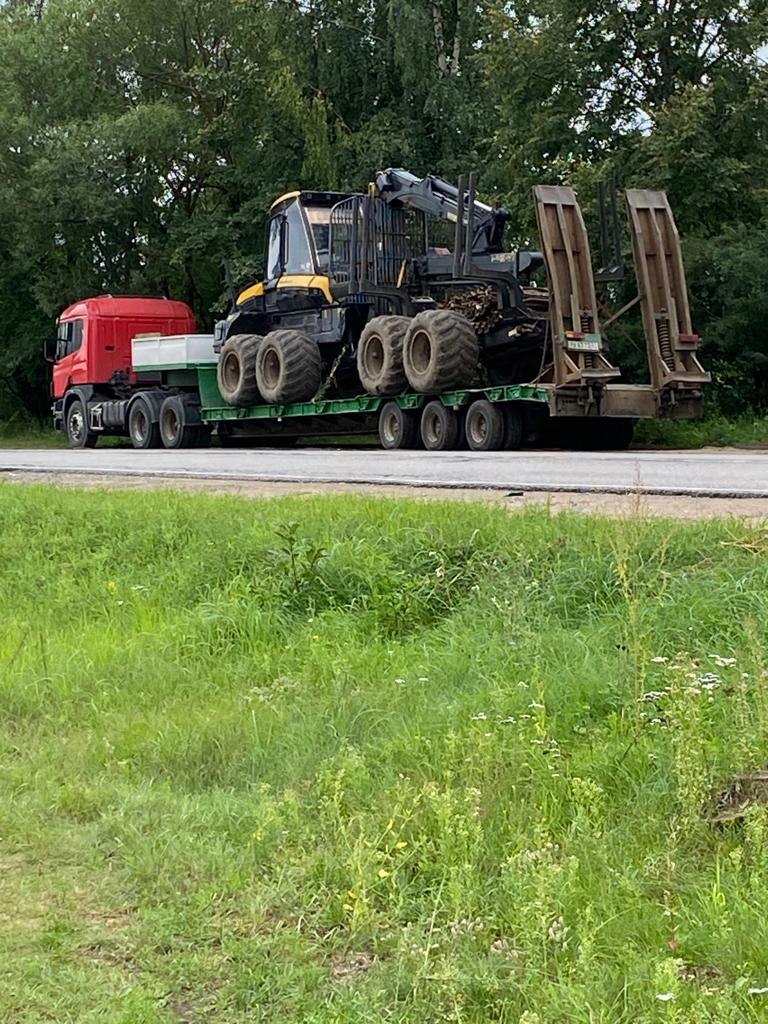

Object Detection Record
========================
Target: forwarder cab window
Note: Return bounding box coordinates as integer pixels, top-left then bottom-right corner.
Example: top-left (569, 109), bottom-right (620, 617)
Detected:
top-left (284, 201), bottom-right (313, 275)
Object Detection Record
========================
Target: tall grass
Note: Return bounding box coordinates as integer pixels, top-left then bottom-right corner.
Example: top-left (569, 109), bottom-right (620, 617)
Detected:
top-left (3, 485), bottom-right (768, 1022)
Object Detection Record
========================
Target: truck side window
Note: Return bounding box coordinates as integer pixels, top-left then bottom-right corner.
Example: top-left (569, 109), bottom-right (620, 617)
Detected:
top-left (69, 320), bottom-right (83, 355)
top-left (57, 319), bottom-right (84, 358)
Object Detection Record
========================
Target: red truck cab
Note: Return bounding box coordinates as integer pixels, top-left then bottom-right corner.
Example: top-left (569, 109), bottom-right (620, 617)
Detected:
top-left (50, 295), bottom-right (197, 446)
top-left (52, 295), bottom-right (195, 398)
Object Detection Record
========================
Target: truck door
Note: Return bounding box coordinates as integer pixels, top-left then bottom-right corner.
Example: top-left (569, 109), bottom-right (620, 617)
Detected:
top-left (51, 317), bottom-right (86, 396)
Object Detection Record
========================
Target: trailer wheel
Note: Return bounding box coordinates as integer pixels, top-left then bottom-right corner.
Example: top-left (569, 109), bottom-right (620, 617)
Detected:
top-left (465, 399), bottom-right (505, 451)
top-left (159, 395), bottom-right (202, 449)
top-left (357, 316), bottom-right (409, 395)
top-left (502, 405), bottom-right (524, 450)
top-left (217, 333), bottom-right (262, 407)
top-left (378, 401), bottom-right (419, 450)
top-left (403, 310), bottom-right (478, 393)
top-left (256, 330), bottom-right (322, 404)
top-left (128, 395), bottom-right (162, 449)
top-left (420, 400), bottom-right (459, 451)
top-left (65, 399), bottom-right (98, 449)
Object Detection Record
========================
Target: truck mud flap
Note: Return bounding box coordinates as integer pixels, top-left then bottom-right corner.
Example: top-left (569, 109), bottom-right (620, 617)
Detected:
top-left (533, 185), bottom-right (621, 388)
top-left (625, 189), bottom-right (710, 391)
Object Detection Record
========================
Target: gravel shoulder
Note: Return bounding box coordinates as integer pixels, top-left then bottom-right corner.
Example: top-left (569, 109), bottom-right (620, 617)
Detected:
top-left (5, 470), bottom-right (768, 520)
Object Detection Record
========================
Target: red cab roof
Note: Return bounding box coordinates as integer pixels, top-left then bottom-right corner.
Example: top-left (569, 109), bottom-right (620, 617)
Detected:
top-left (59, 295), bottom-right (195, 321)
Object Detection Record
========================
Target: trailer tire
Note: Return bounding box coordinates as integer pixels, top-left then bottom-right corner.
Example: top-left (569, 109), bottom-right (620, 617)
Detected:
top-left (256, 329), bottom-right (322, 404)
top-left (159, 395), bottom-right (202, 449)
top-left (217, 333), bottom-right (262, 407)
top-left (403, 309), bottom-right (478, 393)
top-left (128, 395), bottom-right (162, 449)
top-left (379, 401), bottom-right (419, 450)
top-left (357, 316), bottom-right (409, 395)
top-left (65, 398), bottom-right (98, 449)
top-left (465, 399), bottom-right (505, 451)
top-left (420, 400), bottom-right (459, 451)
top-left (503, 405), bottom-right (524, 451)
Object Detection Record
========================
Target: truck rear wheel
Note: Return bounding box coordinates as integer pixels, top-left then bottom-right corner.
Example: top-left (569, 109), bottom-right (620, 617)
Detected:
top-left (256, 330), bottom-right (322, 404)
top-left (65, 399), bottom-right (98, 449)
top-left (128, 395), bottom-right (162, 449)
top-left (357, 316), bottom-right (409, 395)
top-left (378, 401), bottom-right (419, 450)
top-left (465, 399), bottom-right (505, 451)
top-left (217, 334), bottom-right (262, 407)
top-left (159, 395), bottom-right (204, 449)
top-left (420, 400), bottom-right (459, 451)
top-left (403, 310), bottom-right (478, 393)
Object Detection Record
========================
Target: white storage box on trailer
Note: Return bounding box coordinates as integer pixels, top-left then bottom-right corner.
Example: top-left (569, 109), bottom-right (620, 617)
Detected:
top-left (132, 333), bottom-right (217, 371)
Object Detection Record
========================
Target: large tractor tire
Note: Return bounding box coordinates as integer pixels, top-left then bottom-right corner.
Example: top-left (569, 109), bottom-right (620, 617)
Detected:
top-left (403, 309), bottom-right (479, 394)
top-left (256, 330), bottom-right (322, 404)
top-left (217, 333), bottom-right (262, 407)
top-left (65, 398), bottom-right (98, 449)
top-left (357, 315), bottom-right (409, 396)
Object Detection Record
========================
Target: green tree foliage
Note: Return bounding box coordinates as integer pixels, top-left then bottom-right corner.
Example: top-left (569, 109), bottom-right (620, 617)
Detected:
top-left (0, 0), bottom-right (766, 415)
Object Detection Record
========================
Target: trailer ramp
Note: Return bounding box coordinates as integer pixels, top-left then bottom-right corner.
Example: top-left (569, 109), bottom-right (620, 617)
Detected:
top-left (533, 185), bottom-right (620, 388)
top-left (626, 189), bottom-right (710, 391)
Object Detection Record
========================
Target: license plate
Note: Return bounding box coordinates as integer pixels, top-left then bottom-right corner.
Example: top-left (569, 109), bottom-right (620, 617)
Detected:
top-left (566, 337), bottom-right (601, 352)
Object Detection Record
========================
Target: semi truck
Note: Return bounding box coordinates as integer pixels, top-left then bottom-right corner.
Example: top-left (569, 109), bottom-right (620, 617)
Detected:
top-left (47, 170), bottom-right (709, 451)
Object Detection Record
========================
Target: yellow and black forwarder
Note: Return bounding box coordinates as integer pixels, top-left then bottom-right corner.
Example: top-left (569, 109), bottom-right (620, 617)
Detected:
top-left (214, 168), bottom-right (708, 449)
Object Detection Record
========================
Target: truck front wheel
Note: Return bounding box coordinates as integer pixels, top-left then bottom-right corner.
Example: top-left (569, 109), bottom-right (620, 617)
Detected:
top-left (65, 399), bottom-right (98, 449)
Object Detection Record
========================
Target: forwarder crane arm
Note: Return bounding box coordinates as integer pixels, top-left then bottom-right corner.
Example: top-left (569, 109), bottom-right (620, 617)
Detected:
top-left (374, 168), bottom-right (512, 255)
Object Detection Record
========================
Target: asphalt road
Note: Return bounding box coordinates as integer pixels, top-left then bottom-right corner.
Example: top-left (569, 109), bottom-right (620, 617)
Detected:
top-left (0, 446), bottom-right (766, 497)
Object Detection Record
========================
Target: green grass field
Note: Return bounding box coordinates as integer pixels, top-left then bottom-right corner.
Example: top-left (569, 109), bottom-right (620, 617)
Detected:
top-left (3, 485), bottom-right (768, 1023)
